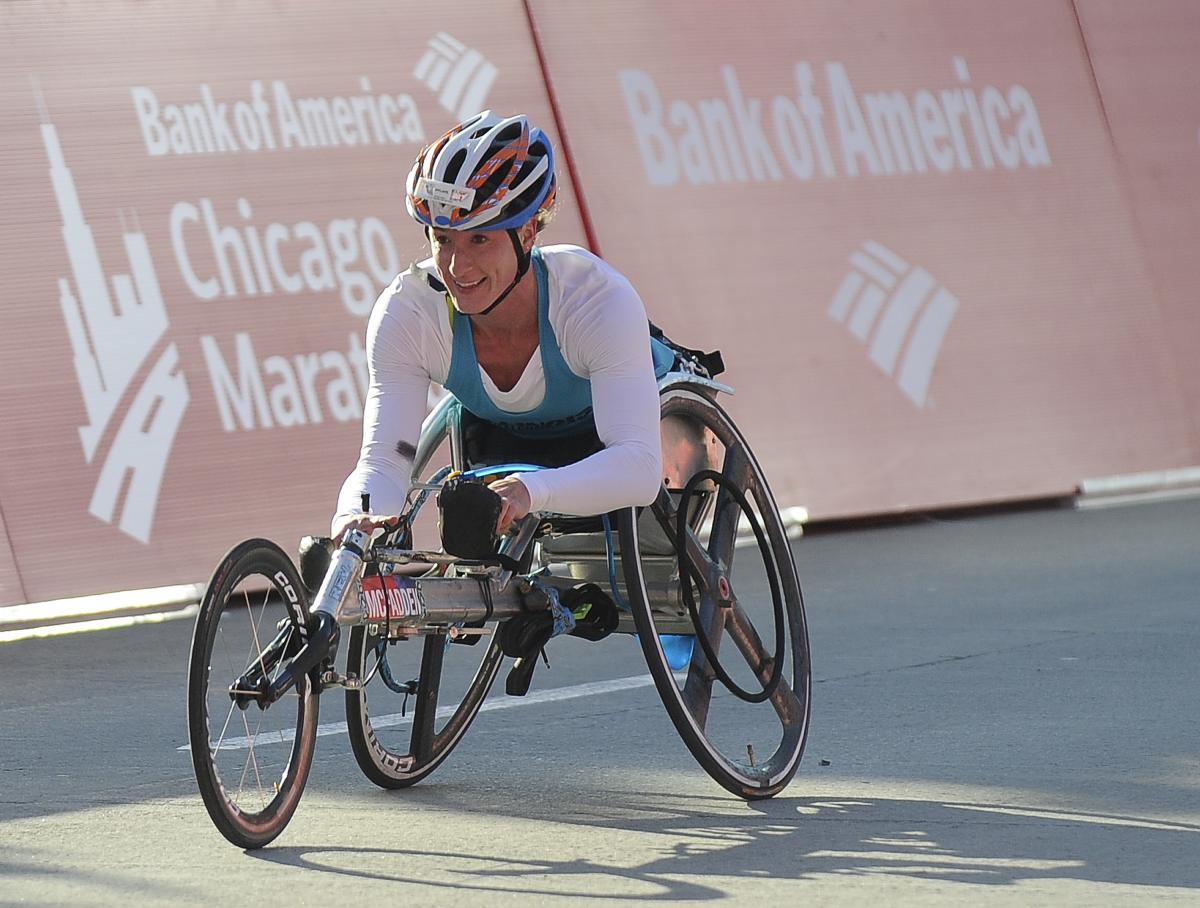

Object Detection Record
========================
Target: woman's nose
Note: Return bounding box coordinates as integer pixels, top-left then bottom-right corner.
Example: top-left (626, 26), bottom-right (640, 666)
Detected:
top-left (446, 245), bottom-right (473, 277)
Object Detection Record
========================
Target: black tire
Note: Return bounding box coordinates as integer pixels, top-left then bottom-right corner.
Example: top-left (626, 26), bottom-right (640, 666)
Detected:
top-left (622, 384), bottom-right (811, 799)
top-left (345, 623), bottom-right (504, 788)
top-left (344, 399), bottom-right (503, 788)
top-left (187, 539), bottom-right (318, 849)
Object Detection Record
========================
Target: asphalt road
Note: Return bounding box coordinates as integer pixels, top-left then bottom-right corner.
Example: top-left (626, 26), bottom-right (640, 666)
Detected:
top-left (2, 496), bottom-right (1198, 905)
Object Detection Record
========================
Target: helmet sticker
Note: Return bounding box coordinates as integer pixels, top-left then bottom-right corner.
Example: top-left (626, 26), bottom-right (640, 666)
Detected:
top-left (414, 177), bottom-right (477, 210)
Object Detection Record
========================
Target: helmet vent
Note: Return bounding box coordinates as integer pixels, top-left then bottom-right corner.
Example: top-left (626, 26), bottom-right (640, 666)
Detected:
top-left (476, 159), bottom-right (515, 202)
top-left (443, 149), bottom-right (468, 184)
top-left (495, 121), bottom-right (524, 144)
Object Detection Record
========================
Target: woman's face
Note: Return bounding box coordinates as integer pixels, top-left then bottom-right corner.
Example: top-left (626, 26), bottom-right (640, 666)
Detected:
top-left (430, 222), bottom-right (536, 314)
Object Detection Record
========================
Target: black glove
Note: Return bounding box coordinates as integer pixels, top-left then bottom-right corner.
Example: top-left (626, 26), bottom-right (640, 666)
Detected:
top-left (437, 475), bottom-right (502, 560)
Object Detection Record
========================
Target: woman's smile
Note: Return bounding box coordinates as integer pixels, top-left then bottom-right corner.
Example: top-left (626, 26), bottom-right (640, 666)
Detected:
top-left (450, 274), bottom-right (487, 293)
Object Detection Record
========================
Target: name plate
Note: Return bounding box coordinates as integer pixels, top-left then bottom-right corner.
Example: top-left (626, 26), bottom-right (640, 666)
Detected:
top-left (361, 574), bottom-right (427, 622)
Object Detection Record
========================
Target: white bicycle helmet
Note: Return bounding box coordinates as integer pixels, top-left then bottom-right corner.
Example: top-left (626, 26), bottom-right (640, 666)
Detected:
top-left (406, 111), bottom-right (556, 231)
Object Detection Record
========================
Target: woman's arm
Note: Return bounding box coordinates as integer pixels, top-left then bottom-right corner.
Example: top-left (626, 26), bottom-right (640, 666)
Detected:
top-left (517, 274), bottom-right (663, 516)
top-left (332, 287), bottom-right (435, 533)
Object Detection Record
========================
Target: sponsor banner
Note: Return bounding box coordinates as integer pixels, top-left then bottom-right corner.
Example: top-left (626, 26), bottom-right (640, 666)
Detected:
top-left (1076, 0), bottom-right (1200, 439)
top-left (530, 0), bottom-right (1198, 517)
top-left (0, 513), bottom-right (21, 605)
top-left (0, 2), bottom-right (586, 604)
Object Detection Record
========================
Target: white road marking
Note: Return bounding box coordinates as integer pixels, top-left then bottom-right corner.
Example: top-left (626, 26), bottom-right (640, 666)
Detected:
top-left (179, 673), bottom-right (658, 752)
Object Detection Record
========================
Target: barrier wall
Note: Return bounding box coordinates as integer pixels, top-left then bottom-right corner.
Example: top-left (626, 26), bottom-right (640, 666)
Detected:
top-left (0, 513), bottom-right (22, 604)
top-left (530, 0), bottom-right (1199, 519)
top-left (0, 1), bottom-right (587, 603)
top-left (1076, 0), bottom-right (1200, 435)
top-left (0, 1), bottom-right (1197, 605)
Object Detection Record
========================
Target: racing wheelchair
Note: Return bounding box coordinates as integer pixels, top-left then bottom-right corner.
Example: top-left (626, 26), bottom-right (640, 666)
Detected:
top-left (186, 367), bottom-right (812, 849)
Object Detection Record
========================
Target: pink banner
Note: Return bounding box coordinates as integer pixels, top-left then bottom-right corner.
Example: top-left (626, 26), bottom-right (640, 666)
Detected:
top-left (0, 1), bottom-right (587, 604)
top-left (530, 0), bottom-right (1198, 518)
top-left (1077, 0), bottom-right (1200, 440)
top-left (2, 0), bottom-right (1198, 605)
top-left (0, 512), bottom-right (22, 605)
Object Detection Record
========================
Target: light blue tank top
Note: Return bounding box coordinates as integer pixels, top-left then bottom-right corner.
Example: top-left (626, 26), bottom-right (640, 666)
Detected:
top-left (444, 248), bottom-right (675, 439)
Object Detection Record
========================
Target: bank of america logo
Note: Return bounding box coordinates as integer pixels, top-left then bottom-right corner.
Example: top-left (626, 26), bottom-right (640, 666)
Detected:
top-left (413, 32), bottom-right (498, 121)
top-left (828, 241), bottom-right (959, 409)
top-left (40, 100), bottom-right (189, 543)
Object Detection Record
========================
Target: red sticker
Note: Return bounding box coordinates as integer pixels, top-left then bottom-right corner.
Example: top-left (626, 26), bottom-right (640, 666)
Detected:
top-left (361, 574), bottom-right (426, 621)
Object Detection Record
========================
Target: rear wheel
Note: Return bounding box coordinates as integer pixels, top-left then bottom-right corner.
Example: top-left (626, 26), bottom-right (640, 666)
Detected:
top-left (622, 384), bottom-right (811, 799)
top-left (187, 539), bottom-right (318, 848)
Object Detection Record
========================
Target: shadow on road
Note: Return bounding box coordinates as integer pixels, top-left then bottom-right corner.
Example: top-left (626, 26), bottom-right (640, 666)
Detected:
top-left (248, 789), bottom-right (1200, 898)
top-left (0, 854), bottom-right (196, 901)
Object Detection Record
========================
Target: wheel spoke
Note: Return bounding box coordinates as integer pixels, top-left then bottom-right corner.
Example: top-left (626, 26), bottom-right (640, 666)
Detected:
top-left (680, 443), bottom-right (757, 728)
top-left (650, 487), bottom-right (720, 590)
top-left (680, 642), bottom-right (716, 730)
top-left (240, 588), bottom-right (255, 665)
top-left (725, 602), bottom-right (803, 725)
top-left (212, 697), bottom-right (239, 759)
top-left (215, 624), bottom-right (239, 689)
top-left (707, 443), bottom-right (751, 571)
top-left (411, 635), bottom-right (445, 762)
top-left (249, 587), bottom-right (270, 682)
top-left (210, 619), bottom-right (245, 763)
top-left (649, 486), bottom-right (730, 731)
top-left (237, 709), bottom-right (264, 807)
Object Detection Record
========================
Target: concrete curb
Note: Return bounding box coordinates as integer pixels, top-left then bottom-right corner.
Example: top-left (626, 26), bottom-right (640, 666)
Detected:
top-left (0, 583), bottom-right (203, 643)
top-left (1076, 466), bottom-right (1200, 510)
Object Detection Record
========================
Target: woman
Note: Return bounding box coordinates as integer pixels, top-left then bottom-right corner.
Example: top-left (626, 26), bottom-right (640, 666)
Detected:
top-left (333, 111), bottom-right (675, 540)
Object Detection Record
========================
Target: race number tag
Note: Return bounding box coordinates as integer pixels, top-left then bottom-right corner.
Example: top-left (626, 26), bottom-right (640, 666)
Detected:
top-left (361, 575), bottom-right (427, 622)
top-left (414, 177), bottom-right (476, 210)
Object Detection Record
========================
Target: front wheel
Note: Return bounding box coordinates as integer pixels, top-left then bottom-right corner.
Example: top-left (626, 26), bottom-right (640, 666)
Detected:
top-left (187, 539), bottom-right (319, 849)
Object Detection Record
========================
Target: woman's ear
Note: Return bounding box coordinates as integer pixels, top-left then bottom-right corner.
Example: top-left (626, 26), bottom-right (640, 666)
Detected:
top-left (518, 219), bottom-right (538, 252)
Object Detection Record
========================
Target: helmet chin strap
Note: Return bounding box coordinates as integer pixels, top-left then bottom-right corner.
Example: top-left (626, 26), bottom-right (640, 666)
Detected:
top-left (466, 229), bottom-right (532, 318)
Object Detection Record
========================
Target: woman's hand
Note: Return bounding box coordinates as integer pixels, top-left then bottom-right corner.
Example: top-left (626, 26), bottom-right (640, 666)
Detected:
top-left (489, 475), bottom-right (531, 535)
top-left (331, 513), bottom-right (401, 544)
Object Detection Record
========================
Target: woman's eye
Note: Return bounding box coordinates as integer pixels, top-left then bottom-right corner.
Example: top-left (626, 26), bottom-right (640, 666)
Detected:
top-left (470, 234), bottom-right (489, 245)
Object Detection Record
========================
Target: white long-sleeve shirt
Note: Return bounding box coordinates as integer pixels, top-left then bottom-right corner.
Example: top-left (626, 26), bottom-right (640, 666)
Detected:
top-left (334, 244), bottom-right (664, 528)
